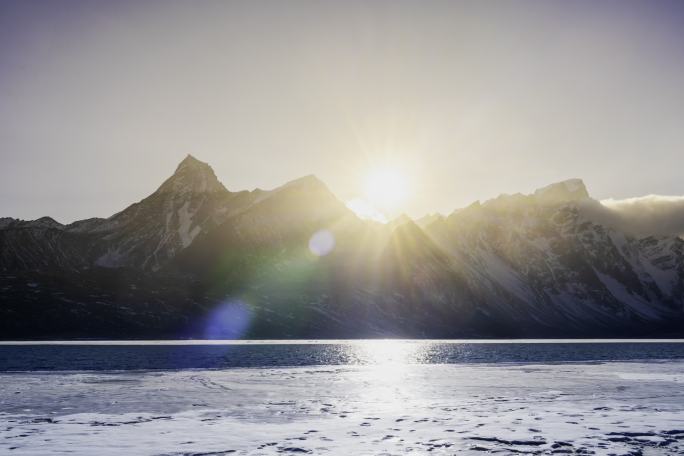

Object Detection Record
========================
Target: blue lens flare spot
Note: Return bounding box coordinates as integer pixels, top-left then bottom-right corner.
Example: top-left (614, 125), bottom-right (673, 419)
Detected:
top-left (308, 229), bottom-right (335, 257)
top-left (203, 300), bottom-right (253, 339)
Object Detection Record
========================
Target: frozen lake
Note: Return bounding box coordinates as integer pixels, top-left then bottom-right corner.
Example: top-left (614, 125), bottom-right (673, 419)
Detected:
top-left (1, 341), bottom-right (683, 455)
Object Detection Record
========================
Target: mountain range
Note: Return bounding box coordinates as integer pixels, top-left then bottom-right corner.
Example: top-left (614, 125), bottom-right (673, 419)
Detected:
top-left (2, 155), bottom-right (683, 339)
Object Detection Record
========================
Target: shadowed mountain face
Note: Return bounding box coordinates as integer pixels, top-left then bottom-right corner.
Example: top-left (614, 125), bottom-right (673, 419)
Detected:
top-left (1, 157), bottom-right (683, 339)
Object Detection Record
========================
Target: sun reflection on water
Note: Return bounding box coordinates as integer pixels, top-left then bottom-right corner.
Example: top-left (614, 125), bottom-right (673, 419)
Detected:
top-left (353, 340), bottom-right (420, 364)
top-left (348, 340), bottom-right (427, 377)
top-left (344, 340), bottom-right (428, 404)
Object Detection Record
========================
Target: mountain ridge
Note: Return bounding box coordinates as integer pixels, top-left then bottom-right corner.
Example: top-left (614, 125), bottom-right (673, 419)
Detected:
top-left (1, 156), bottom-right (683, 339)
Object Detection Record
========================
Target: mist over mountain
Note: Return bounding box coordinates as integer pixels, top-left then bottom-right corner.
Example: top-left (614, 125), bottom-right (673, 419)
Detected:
top-left (1, 156), bottom-right (683, 339)
top-left (589, 196), bottom-right (684, 237)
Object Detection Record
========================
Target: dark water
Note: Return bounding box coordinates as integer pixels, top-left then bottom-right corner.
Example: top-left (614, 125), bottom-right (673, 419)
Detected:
top-left (1, 341), bottom-right (683, 371)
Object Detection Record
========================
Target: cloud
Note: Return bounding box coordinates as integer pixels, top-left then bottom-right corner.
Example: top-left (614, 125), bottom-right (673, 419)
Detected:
top-left (588, 195), bottom-right (684, 237)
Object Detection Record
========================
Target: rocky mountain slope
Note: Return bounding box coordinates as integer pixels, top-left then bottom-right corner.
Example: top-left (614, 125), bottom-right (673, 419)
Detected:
top-left (423, 180), bottom-right (683, 335)
top-left (1, 157), bottom-right (682, 338)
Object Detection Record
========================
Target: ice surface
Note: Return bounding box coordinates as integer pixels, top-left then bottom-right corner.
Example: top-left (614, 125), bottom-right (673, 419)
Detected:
top-left (1, 361), bottom-right (683, 455)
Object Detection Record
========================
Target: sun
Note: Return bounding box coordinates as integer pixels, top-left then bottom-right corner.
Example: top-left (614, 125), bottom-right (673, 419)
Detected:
top-left (364, 167), bottom-right (409, 209)
top-left (346, 166), bottom-right (411, 222)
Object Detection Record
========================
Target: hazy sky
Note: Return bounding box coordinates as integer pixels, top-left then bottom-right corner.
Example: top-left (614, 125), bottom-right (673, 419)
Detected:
top-left (2, 0), bottom-right (684, 222)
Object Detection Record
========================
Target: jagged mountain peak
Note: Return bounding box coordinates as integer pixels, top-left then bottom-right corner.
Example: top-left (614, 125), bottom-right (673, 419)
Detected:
top-left (158, 155), bottom-right (227, 195)
top-left (86, 155), bottom-right (234, 269)
top-left (444, 179), bottom-right (591, 226)
top-left (533, 178), bottom-right (590, 204)
top-left (175, 154), bottom-right (205, 171)
top-left (4, 161), bottom-right (684, 338)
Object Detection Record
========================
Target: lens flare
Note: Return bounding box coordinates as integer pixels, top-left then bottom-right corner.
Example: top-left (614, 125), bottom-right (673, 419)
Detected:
top-left (203, 299), bottom-right (253, 339)
top-left (308, 229), bottom-right (335, 256)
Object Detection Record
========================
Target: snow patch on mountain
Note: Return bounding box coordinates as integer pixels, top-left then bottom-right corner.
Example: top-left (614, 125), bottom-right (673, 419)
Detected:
top-left (177, 200), bottom-right (201, 248)
top-left (476, 249), bottom-right (536, 303)
top-left (2, 155), bottom-right (684, 336)
top-left (594, 270), bottom-right (662, 319)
